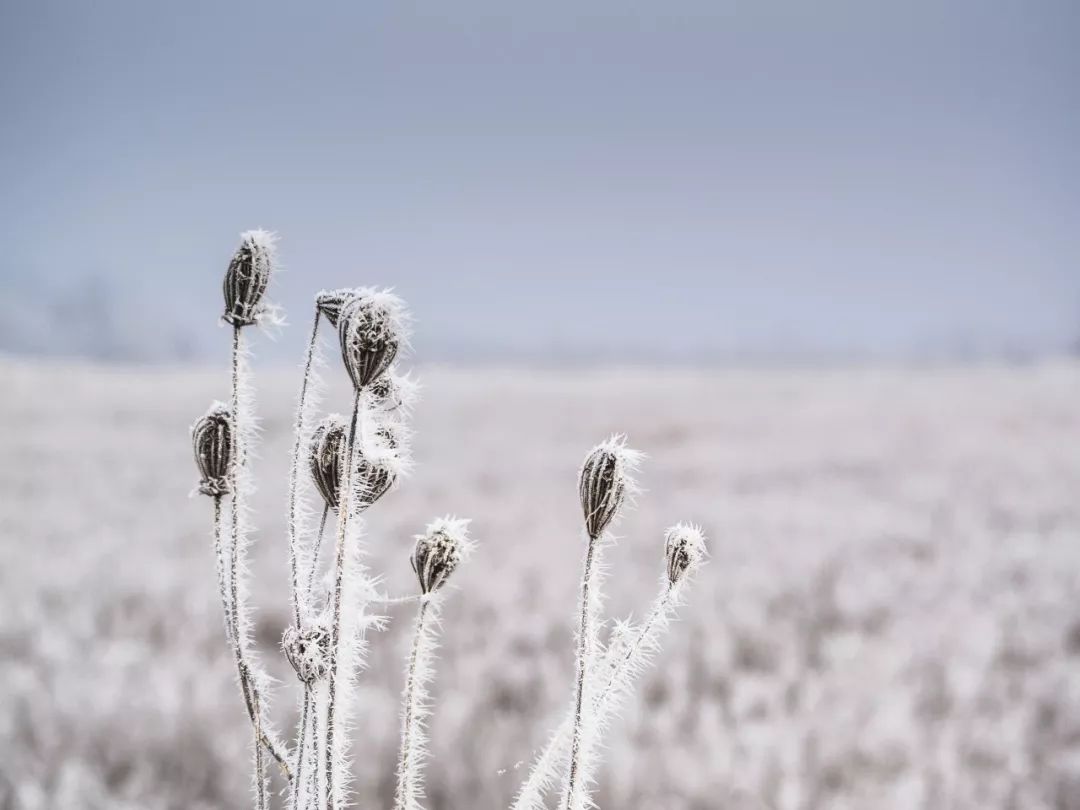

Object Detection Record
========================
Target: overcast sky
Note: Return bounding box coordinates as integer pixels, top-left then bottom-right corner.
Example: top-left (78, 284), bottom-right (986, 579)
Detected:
top-left (1, 0), bottom-right (1077, 363)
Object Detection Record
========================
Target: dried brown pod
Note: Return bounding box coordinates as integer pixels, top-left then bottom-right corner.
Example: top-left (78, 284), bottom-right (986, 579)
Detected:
top-left (338, 290), bottom-right (406, 391)
top-left (410, 517), bottom-right (472, 594)
top-left (223, 230), bottom-right (276, 327)
top-left (315, 288), bottom-right (360, 328)
top-left (309, 417), bottom-right (348, 510)
top-left (192, 402), bottom-right (232, 496)
top-left (664, 523), bottom-right (707, 586)
top-left (578, 435), bottom-right (641, 539)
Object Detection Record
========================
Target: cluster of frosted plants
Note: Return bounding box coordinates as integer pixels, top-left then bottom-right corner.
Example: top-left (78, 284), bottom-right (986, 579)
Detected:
top-left (190, 230), bottom-right (708, 810)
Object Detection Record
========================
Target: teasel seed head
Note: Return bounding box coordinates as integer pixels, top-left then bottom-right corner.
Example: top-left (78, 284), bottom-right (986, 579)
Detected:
top-left (664, 522), bottom-right (707, 586)
top-left (309, 416), bottom-right (348, 510)
top-left (410, 516), bottom-right (474, 595)
top-left (222, 229), bottom-right (277, 327)
top-left (578, 434), bottom-right (643, 539)
top-left (192, 401), bottom-right (232, 497)
top-left (338, 289), bottom-right (409, 391)
top-left (315, 288), bottom-right (361, 328)
top-left (282, 624), bottom-right (332, 684)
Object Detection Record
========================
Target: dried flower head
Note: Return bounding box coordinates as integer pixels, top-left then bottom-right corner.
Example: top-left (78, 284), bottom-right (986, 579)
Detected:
top-left (282, 624), bottom-right (331, 684)
top-left (315, 288), bottom-right (361, 328)
top-left (664, 522), bottom-right (707, 586)
top-left (369, 368), bottom-right (420, 412)
top-left (338, 289), bottom-right (409, 391)
top-left (578, 434), bottom-right (642, 539)
top-left (192, 402), bottom-right (232, 496)
top-left (410, 516), bottom-right (473, 594)
top-left (223, 229), bottom-right (277, 327)
top-left (309, 416), bottom-right (348, 510)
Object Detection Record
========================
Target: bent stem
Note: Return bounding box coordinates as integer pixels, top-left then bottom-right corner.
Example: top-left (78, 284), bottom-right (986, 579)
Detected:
top-left (306, 505), bottom-right (331, 607)
top-left (394, 598), bottom-right (437, 810)
top-left (288, 307), bottom-right (323, 626)
top-left (325, 391), bottom-right (361, 810)
top-left (563, 531), bottom-right (601, 810)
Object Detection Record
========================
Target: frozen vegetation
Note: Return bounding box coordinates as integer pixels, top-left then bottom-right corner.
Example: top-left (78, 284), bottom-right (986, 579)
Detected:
top-left (2, 356), bottom-right (1079, 809)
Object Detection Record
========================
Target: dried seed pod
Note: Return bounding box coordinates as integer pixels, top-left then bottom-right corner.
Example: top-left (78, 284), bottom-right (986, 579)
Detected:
top-left (315, 288), bottom-right (360, 328)
top-left (338, 290), bottom-right (407, 391)
top-left (578, 435), bottom-right (641, 539)
top-left (223, 230), bottom-right (276, 327)
top-left (282, 625), bottom-right (331, 684)
top-left (309, 417), bottom-right (348, 510)
top-left (664, 522), bottom-right (707, 586)
top-left (192, 402), bottom-right (232, 496)
top-left (354, 446), bottom-right (397, 508)
top-left (410, 516), bottom-right (473, 594)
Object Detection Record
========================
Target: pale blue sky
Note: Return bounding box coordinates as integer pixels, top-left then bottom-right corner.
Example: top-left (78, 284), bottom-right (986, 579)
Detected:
top-left (1, 0), bottom-right (1077, 362)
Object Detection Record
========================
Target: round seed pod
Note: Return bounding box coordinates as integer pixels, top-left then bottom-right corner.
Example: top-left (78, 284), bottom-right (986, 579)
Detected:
top-left (223, 230), bottom-right (276, 327)
top-left (309, 417), bottom-right (348, 510)
top-left (410, 517), bottom-right (471, 594)
top-left (192, 402), bottom-right (232, 497)
top-left (282, 625), bottom-right (331, 684)
top-left (338, 292), bottom-right (404, 391)
top-left (664, 523), bottom-right (707, 586)
top-left (578, 435), bottom-right (640, 540)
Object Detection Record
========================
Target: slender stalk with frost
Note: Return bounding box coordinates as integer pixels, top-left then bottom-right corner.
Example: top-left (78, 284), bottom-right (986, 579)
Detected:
top-left (512, 524), bottom-right (706, 810)
top-left (562, 435), bottom-right (641, 810)
top-left (395, 517), bottom-right (474, 810)
top-left (221, 231), bottom-right (293, 796)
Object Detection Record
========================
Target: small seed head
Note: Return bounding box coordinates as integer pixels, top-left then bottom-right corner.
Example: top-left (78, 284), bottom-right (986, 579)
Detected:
top-left (315, 288), bottom-right (360, 328)
top-left (664, 522), bottom-right (707, 586)
top-left (192, 402), bottom-right (232, 496)
top-left (282, 625), bottom-right (331, 684)
top-left (309, 416), bottom-right (348, 510)
top-left (223, 229), bottom-right (277, 327)
top-left (338, 290), bottom-right (407, 391)
top-left (579, 435), bottom-right (642, 539)
top-left (354, 441), bottom-right (398, 508)
top-left (410, 516), bottom-right (473, 594)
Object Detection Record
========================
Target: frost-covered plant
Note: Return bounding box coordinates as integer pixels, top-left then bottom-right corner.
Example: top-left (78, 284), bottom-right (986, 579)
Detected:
top-left (190, 229), bottom-right (705, 810)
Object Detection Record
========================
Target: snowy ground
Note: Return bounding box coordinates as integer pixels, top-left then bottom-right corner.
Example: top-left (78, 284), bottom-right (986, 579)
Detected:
top-left (2, 357), bottom-right (1079, 810)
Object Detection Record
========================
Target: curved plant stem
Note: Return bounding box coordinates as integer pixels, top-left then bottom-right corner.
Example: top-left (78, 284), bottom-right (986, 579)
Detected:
top-left (228, 324), bottom-right (293, 785)
top-left (288, 308), bottom-right (322, 626)
top-left (292, 689), bottom-right (311, 810)
top-left (563, 532), bottom-right (599, 810)
top-left (325, 391), bottom-right (361, 810)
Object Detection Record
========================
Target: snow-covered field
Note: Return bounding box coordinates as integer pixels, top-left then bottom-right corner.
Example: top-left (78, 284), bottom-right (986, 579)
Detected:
top-left (2, 358), bottom-right (1079, 810)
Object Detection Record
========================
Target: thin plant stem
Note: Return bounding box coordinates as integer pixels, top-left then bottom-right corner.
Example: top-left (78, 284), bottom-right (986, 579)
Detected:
top-left (254, 689), bottom-right (267, 810)
top-left (394, 599), bottom-right (430, 810)
top-left (228, 325), bottom-right (293, 784)
top-left (212, 495), bottom-right (233, 645)
top-left (292, 690), bottom-right (310, 810)
top-left (306, 504), bottom-right (331, 606)
top-left (597, 586), bottom-right (670, 703)
top-left (563, 532), bottom-right (598, 810)
top-left (325, 391), bottom-right (361, 810)
top-left (288, 308), bottom-right (322, 627)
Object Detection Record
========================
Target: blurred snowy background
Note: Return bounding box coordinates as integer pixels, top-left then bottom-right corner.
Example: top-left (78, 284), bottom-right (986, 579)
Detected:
top-left (2, 1), bottom-right (1080, 809)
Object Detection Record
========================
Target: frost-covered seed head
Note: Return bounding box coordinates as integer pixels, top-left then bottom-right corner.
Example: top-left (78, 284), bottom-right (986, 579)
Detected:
top-left (192, 402), bottom-right (232, 496)
top-left (664, 522), bottom-right (707, 586)
top-left (578, 435), bottom-right (642, 539)
top-left (282, 625), bottom-right (331, 684)
top-left (315, 288), bottom-right (360, 328)
top-left (309, 416), bottom-right (348, 510)
top-left (337, 290), bottom-right (407, 390)
top-left (223, 229), bottom-right (276, 327)
top-left (410, 516), bottom-right (473, 594)
top-left (354, 442), bottom-right (398, 508)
